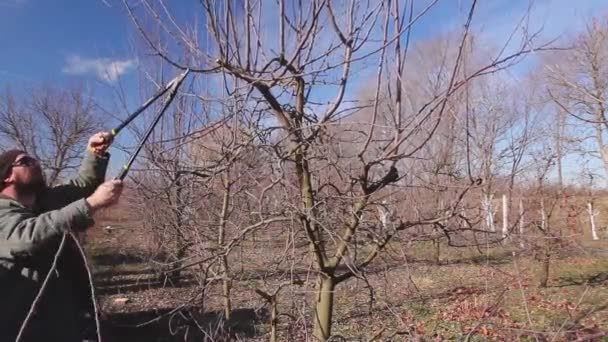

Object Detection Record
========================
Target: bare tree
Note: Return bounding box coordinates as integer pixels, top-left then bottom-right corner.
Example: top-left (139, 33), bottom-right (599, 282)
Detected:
top-left (122, 0), bottom-right (553, 339)
top-left (0, 84), bottom-right (101, 185)
top-left (545, 17), bottom-right (608, 178)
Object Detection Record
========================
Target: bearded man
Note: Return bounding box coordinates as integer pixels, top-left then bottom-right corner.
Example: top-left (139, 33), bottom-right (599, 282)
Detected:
top-left (0, 132), bottom-right (123, 341)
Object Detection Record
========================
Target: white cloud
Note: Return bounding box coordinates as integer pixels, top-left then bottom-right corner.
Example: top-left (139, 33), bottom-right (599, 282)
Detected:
top-left (62, 55), bottom-right (137, 82)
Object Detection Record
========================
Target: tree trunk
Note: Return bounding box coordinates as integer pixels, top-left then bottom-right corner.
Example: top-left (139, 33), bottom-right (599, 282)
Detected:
top-left (588, 202), bottom-right (600, 241)
top-left (219, 171), bottom-right (232, 320)
top-left (538, 198), bottom-right (550, 288)
top-left (270, 296), bottom-right (278, 342)
top-left (502, 194), bottom-right (508, 239)
top-left (220, 255), bottom-right (232, 319)
top-left (166, 174), bottom-right (187, 285)
top-left (540, 198), bottom-right (547, 232)
top-left (539, 250), bottom-right (550, 288)
top-left (483, 193), bottom-right (495, 232)
top-left (519, 198), bottom-right (525, 248)
top-left (595, 127), bottom-right (608, 179)
top-left (313, 276), bottom-right (335, 341)
top-left (167, 243), bottom-right (188, 286)
top-left (433, 239), bottom-right (441, 265)
top-left (556, 109), bottom-right (565, 190)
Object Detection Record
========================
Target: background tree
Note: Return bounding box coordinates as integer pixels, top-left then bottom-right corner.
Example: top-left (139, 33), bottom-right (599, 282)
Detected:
top-left (0, 84), bottom-right (101, 185)
top-left (545, 17), bottom-right (608, 178)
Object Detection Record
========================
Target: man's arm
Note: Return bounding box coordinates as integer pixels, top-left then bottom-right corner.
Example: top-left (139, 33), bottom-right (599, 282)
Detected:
top-left (41, 152), bottom-right (109, 210)
top-left (0, 199), bottom-right (93, 259)
top-left (0, 179), bottom-right (122, 259)
top-left (41, 132), bottom-right (112, 210)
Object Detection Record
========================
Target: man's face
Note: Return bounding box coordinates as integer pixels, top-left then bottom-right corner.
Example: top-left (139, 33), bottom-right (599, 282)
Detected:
top-left (5, 154), bottom-right (45, 192)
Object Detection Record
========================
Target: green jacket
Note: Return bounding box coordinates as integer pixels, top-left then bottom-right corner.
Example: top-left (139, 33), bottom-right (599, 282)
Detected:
top-left (0, 151), bottom-right (108, 342)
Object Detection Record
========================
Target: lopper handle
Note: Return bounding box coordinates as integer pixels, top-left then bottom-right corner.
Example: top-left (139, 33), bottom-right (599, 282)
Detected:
top-left (114, 69), bottom-right (190, 181)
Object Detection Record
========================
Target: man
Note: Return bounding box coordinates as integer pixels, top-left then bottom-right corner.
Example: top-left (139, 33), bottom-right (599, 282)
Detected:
top-left (0, 132), bottom-right (123, 341)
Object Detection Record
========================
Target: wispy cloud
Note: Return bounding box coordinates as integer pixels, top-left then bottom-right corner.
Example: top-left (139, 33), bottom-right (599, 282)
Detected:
top-left (62, 55), bottom-right (137, 82)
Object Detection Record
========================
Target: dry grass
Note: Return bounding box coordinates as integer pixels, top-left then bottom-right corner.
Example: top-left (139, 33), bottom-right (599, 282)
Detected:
top-left (84, 204), bottom-right (608, 341)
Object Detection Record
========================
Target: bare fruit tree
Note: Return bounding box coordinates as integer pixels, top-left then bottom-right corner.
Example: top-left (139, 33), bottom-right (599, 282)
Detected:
top-left (123, 0), bottom-right (555, 339)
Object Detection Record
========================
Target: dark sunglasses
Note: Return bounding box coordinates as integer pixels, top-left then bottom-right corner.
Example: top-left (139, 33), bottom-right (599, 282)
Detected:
top-left (12, 156), bottom-right (39, 167)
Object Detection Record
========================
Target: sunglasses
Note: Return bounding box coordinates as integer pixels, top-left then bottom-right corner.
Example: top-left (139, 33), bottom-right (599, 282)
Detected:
top-left (12, 156), bottom-right (39, 167)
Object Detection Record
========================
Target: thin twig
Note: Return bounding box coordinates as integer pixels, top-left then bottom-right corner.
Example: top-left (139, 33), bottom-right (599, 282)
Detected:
top-left (70, 232), bottom-right (103, 342)
top-left (16, 234), bottom-right (68, 342)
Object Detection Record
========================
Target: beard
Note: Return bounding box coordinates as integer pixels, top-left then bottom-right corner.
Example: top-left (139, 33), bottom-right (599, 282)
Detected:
top-left (15, 175), bottom-right (47, 195)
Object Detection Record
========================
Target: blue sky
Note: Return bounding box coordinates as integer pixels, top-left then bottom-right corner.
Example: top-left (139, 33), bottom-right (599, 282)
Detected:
top-left (1, 0), bottom-right (608, 180)
top-left (0, 0), bottom-right (133, 83)
top-left (2, 0), bottom-right (607, 101)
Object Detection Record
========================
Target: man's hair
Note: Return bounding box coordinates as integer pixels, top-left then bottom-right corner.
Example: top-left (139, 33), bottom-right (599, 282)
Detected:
top-left (0, 149), bottom-right (26, 189)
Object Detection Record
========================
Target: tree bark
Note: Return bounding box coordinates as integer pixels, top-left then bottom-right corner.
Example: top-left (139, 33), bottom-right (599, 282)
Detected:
top-left (538, 198), bottom-right (550, 288)
top-left (483, 193), bottom-right (495, 232)
top-left (519, 198), bottom-right (525, 248)
top-left (313, 276), bottom-right (336, 341)
top-left (219, 170), bottom-right (232, 319)
top-left (539, 250), bottom-right (550, 288)
top-left (502, 194), bottom-right (508, 239)
top-left (433, 239), bottom-right (441, 265)
top-left (588, 202), bottom-right (600, 241)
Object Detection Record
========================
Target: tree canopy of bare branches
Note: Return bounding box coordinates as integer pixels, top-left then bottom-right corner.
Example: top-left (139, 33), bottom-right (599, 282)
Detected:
top-left (0, 84), bottom-right (102, 185)
top-left (121, 0), bottom-right (561, 340)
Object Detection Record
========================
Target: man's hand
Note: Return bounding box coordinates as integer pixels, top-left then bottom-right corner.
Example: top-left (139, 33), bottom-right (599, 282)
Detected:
top-left (88, 132), bottom-right (114, 155)
top-left (86, 180), bottom-right (123, 212)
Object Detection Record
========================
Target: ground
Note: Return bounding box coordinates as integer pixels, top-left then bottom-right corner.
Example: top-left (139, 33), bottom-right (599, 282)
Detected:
top-left (85, 210), bottom-right (608, 341)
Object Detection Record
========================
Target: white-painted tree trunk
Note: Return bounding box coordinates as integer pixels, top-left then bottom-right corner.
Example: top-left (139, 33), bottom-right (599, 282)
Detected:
top-left (588, 202), bottom-right (600, 241)
top-left (519, 198), bottom-right (525, 248)
top-left (483, 194), bottom-right (495, 232)
top-left (378, 203), bottom-right (388, 229)
top-left (502, 194), bottom-right (508, 239)
top-left (540, 199), bottom-right (547, 232)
